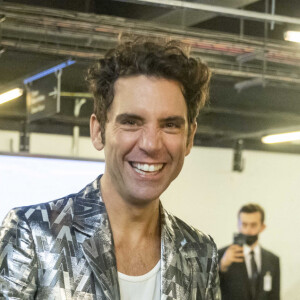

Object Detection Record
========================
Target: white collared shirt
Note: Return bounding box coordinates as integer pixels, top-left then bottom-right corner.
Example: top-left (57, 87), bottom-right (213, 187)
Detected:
top-left (243, 244), bottom-right (261, 278)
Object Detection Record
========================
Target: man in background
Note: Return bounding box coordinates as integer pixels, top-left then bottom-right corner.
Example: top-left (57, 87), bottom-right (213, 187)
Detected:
top-left (0, 39), bottom-right (220, 299)
top-left (218, 203), bottom-right (280, 300)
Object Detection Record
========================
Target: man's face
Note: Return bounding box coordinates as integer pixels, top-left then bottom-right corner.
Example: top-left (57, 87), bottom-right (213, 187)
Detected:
top-left (91, 75), bottom-right (196, 206)
top-left (238, 212), bottom-right (265, 236)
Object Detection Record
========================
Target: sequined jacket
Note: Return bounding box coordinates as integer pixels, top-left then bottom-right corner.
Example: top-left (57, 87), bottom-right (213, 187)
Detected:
top-left (0, 176), bottom-right (221, 300)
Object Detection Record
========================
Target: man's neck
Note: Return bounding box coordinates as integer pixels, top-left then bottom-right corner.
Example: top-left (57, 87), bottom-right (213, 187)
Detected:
top-left (252, 241), bottom-right (259, 249)
top-left (100, 176), bottom-right (160, 238)
top-left (100, 176), bottom-right (161, 275)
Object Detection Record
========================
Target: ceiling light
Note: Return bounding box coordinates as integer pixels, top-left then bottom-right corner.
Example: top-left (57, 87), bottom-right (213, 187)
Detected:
top-left (262, 131), bottom-right (300, 144)
top-left (284, 31), bottom-right (300, 43)
top-left (0, 88), bottom-right (23, 104)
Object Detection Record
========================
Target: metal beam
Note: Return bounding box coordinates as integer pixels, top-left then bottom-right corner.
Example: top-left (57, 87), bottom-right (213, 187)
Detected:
top-left (218, 125), bottom-right (300, 141)
top-left (2, 37), bottom-right (299, 85)
top-left (127, 0), bottom-right (300, 25)
top-left (211, 68), bottom-right (300, 85)
top-left (202, 107), bottom-right (300, 122)
top-left (1, 2), bottom-right (299, 86)
top-left (153, 0), bottom-right (259, 26)
top-left (61, 92), bottom-right (92, 98)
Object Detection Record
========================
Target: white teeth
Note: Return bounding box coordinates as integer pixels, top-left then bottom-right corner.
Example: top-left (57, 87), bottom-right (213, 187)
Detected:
top-left (132, 163), bottom-right (163, 172)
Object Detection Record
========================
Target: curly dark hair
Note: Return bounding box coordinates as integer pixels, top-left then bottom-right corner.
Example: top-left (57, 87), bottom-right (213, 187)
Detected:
top-left (87, 39), bottom-right (211, 144)
top-left (239, 203), bottom-right (265, 223)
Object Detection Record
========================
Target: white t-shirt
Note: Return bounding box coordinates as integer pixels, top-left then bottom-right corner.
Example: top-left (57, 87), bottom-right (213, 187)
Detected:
top-left (118, 260), bottom-right (161, 300)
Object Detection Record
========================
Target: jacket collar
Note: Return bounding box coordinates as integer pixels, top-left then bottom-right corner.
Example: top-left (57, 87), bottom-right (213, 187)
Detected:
top-left (73, 175), bottom-right (120, 300)
top-left (73, 175), bottom-right (104, 237)
top-left (73, 176), bottom-right (192, 300)
top-left (160, 206), bottom-right (193, 299)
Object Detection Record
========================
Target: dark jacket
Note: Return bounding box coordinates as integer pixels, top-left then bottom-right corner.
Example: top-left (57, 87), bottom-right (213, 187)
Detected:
top-left (218, 245), bottom-right (280, 300)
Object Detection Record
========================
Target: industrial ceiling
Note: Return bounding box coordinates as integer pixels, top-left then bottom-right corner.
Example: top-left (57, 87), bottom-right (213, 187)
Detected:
top-left (0, 0), bottom-right (299, 154)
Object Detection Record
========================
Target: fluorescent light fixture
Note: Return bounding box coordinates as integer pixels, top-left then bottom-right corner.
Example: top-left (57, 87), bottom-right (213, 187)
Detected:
top-left (23, 59), bottom-right (76, 84)
top-left (262, 131), bottom-right (300, 144)
top-left (0, 88), bottom-right (23, 104)
top-left (284, 31), bottom-right (300, 43)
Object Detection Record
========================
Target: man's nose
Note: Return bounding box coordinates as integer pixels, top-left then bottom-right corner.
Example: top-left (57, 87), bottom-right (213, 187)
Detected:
top-left (138, 126), bottom-right (162, 155)
top-left (243, 226), bottom-right (253, 235)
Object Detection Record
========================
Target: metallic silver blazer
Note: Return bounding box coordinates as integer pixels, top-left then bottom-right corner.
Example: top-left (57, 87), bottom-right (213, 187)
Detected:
top-left (0, 175), bottom-right (221, 299)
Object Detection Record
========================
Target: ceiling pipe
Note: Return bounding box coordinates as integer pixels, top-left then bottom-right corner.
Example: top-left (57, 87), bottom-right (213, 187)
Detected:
top-left (270, 0), bottom-right (276, 30)
top-left (1, 3), bottom-right (299, 85)
top-left (1, 4), bottom-right (299, 52)
top-left (2, 19), bottom-right (300, 67)
top-left (211, 68), bottom-right (300, 85)
top-left (126, 0), bottom-right (300, 25)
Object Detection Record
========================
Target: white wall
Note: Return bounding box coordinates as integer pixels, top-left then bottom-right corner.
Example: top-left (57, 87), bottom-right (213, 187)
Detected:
top-left (0, 130), bottom-right (20, 152)
top-left (162, 146), bottom-right (300, 300)
top-left (30, 132), bottom-right (105, 160)
top-left (1, 130), bottom-right (299, 299)
top-left (0, 130), bottom-right (105, 160)
top-left (0, 155), bottom-right (105, 223)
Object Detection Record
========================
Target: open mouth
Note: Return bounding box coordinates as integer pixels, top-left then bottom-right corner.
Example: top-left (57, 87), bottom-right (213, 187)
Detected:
top-left (130, 162), bottom-right (164, 175)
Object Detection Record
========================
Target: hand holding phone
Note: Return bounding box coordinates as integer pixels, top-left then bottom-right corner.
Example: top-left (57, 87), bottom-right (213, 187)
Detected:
top-left (220, 235), bottom-right (244, 272)
top-left (233, 233), bottom-right (246, 246)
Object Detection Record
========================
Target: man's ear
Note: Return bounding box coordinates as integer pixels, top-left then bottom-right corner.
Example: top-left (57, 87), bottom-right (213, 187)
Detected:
top-left (90, 114), bottom-right (104, 151)
top-left (185, 122), bottom-right (197, 156)
top-left (260, 223), bottom-right (266, 234)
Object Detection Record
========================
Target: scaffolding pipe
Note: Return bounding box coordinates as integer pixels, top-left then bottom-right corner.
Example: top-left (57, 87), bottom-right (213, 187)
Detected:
top-left (128, 0), bottom-right (300, 25)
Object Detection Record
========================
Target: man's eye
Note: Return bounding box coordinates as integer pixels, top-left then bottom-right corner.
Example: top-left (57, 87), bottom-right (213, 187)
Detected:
top-left (166, 122), bottom-right (179, 128)
top-left (123, 120), bottom-right (137, 126)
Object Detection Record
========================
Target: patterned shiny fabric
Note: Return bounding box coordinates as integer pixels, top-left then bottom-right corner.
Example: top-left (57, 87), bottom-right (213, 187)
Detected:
top-left (0, 175), bottom-right (221, 299)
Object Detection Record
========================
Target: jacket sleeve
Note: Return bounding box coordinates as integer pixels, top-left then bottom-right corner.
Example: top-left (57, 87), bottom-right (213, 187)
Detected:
top-left (270, 256), bottom-right (280, 300)
top-left (0, 208), bottom-right (38, 299)
top-left (206, 238), bottom-right (222, 300)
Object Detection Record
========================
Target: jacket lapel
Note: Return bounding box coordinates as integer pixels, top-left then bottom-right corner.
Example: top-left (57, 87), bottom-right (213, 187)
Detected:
top-left (73, 176), bottom-right (120, 300)
top-left (160, 206), bottom-right (192, 300)
top-left (82, 227), bottom-right (119, 300)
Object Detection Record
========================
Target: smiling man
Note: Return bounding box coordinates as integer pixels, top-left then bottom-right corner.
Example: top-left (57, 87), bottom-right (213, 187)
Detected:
top-left (0, 39), bottom-right (220, 299)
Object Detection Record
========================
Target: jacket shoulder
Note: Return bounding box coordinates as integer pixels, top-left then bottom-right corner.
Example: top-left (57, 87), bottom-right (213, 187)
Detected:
top-left (169, 213), bottom-right (218, 257)
top-left (1, 177), bottom-right (100, 226)
top-left (261, 247), bottom-right (280, 261)
top-left (1, 192), bottom-right (78, 230)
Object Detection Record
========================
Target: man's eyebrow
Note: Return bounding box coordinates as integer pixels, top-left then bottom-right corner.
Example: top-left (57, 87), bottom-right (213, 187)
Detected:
top-left (115, 114), bottom-right (186, 125)
top-left (115, 113), bottom-right (144, 123)
top-left (161, 116), bottom-right (186, 125)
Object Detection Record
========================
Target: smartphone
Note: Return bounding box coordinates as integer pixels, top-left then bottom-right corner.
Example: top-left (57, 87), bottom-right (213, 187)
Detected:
top-left (233, 233), bottom-right (245, 246)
